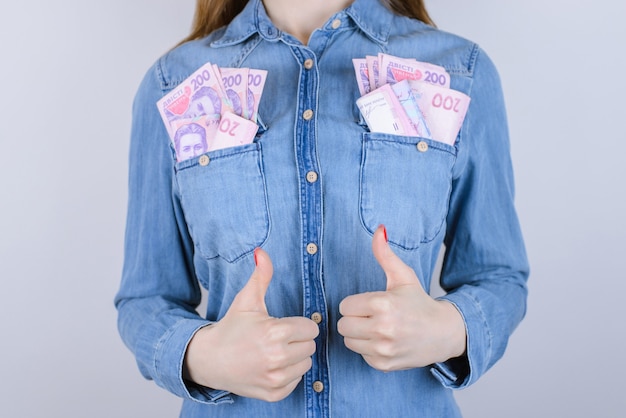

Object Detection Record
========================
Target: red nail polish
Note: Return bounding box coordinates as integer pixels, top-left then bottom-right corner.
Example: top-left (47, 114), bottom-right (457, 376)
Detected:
top-left (254, 248), bottom-right (259, 266)
top-left (381, 225), bottom-right (388, 243)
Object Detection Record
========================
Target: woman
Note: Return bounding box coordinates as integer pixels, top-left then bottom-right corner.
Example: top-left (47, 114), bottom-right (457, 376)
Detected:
top-left (115, 0), bottom-right (529, 416)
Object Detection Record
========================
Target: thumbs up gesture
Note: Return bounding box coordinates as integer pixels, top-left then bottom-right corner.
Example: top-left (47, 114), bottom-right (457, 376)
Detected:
top-left (183, 248), bottom-right (319, 402)
top-left (337, 226), bottom-right (467, 372)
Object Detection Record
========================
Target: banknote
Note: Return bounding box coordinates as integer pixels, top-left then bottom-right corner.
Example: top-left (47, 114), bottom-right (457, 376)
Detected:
top-left (220, 67), bottom-right (249, 118)
top-left (246, 69), bottom-right (267, 123)
top-left (390, 80), bottom-right (432, 138)
top-left (356, 83), bottom-right (418, 136)
top-left (211, 111), bottom-right (259, 152)
top-left (157, 62), bottom-right (233, 137)
top-left (366, 55), bottom-right (381, 90)
top-left (379, 53), bottom-right (450, 88)
top-left (170, 115), bottom-right (221, 162)
top-left (406, 79), bottom-right (470, 145)
top-left (352, 58), bottom-right (371, 96)
top-left (157, 62), bottom-right (268, 161)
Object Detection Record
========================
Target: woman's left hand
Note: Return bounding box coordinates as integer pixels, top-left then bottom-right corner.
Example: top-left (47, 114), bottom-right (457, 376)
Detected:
top-left (337, 225), bottom-right (467, 372)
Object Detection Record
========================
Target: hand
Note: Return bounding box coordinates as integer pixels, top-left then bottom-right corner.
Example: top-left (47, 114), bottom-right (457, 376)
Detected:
top-left (337, 225), bottom-right (466, 372)
top-left (183, 248), bottom-right (319, 402)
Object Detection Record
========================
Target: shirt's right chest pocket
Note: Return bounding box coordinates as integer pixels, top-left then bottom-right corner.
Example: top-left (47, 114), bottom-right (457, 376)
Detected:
top-left (174, 142), bottom-right (270, 263)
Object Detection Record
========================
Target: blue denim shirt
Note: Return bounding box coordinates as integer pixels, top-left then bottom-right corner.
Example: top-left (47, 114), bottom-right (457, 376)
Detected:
top-left (115, 0), bottom-right (529, 416)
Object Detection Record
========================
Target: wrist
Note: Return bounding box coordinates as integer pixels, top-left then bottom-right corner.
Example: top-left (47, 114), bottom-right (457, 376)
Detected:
top-left (183, 323), bottom-right (219, 387)
top-left (436, 300), bottom-right (467, 360)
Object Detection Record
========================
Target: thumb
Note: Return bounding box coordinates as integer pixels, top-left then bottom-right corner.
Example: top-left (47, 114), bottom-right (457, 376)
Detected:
top-left (230, 248), bottom-right (274, 313)
top-left (372, 225), bottom-right (419, 291)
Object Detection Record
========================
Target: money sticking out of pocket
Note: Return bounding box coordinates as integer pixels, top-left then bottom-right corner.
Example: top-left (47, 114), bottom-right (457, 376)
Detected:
top-left (353, 54), bottom-right (470, 145)
top-left (157, 62), bottom-right (267, 162)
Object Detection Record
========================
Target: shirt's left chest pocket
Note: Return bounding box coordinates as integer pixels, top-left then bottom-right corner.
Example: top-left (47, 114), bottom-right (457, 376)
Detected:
top-left (360, 133), bottom-right (457, 250)
top-left (175, 142), bottom-right (270, 263)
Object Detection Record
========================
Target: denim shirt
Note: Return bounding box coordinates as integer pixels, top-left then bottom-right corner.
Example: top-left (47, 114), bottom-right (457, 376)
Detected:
top-left (115, 0), bottom-right (529, 416)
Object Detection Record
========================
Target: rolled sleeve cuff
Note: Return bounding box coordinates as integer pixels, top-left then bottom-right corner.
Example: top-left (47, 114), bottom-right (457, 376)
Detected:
top-left (430, 291), bottom-right (491, 389)
top-left (153, 319), bottom-right (234, 404)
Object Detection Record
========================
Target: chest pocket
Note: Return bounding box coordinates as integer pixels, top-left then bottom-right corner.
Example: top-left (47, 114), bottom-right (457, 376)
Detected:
top-left (360, 132), bottom-right (456, 250)
top-left (174, 142), bottom-right (270, 263)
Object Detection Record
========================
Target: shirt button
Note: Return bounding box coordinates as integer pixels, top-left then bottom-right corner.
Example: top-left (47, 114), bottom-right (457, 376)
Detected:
top-left (311, 312), bottom-right (323, 324)
top-left (306, 171), bottom-right (318, 183)
top-left (417, 141), bottom-right (429, 152)
top-left (304, 59), bottom-right (314, 70)
top-left (313, 381), bottom-right (324, 393)
top-left (306, 243), bottom-right (318, 255)
top-left (331, 19), bottom-right (341, 29)
top-left (199, 155), bottom-right (210, 166)
top-left (303, 109), bottom-right (314, 120)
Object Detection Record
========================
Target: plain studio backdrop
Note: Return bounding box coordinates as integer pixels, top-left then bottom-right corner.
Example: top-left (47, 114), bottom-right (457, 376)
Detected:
top-left (0, 1), bottom-right (624, 417)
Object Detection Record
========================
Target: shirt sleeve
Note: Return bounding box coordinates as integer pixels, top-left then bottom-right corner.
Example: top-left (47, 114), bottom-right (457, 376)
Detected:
top-left (431, 46), bottom-right (529, 388)
top-left (114, 60), bottom-right (232, 404)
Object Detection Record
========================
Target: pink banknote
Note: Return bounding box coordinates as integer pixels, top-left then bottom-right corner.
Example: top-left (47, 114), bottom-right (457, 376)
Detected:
top-left (211, 111), bottom-right (259, 152)
top-left (247, 69), bottom-right (267, 123)
top-left (157, 62), bottom-right (268, 161)
top-left (170, 115), bottom-right (221, 162)
top-left (219, 67), bottom-right (249, 118)
top-left (406, 79), bottom-right (470, 145)
top-left (390, 80), bottom-right (431, 138)
top-left (352, 58), bottom-right (371, 96)
top-left (354, 53), bottom-right (469, 145)
top-left (379, 53), bottom-right (450, 88)
top-left (366, 55), bottom-right (381, 90)
top-left (356, 83), bottom-right (418, 136)
top-left (157, 63), bottom-right (233, 138)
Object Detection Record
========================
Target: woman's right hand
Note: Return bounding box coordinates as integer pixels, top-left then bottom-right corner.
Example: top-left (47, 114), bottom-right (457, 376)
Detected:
top-left (183, 248), bottom-right (319, 402)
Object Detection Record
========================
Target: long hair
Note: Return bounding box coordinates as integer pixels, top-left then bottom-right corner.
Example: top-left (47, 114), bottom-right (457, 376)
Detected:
top-left (179, 0), bottom-right (434, 45)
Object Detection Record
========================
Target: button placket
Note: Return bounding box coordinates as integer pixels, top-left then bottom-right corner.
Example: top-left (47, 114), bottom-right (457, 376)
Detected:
top-left (293, 45), bottom-right (328, 414)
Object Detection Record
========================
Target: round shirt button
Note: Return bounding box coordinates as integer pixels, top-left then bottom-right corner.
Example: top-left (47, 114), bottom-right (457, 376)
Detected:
top-left (303, 109), bottom-right (314, 120)
top-left (304, 59), bottom-right (314, 70)
top-left (311, 312), bottom-right (323, 324)
top-left (306, 243), bottom-right (318, 255)
top-left (199, 155), bottom-right (210, 166)
top-left (331, 19), bottom-right (341, 29)
top-left (306, 171), bottom-right (318, 183)
top-left (313, 381), bottom-right (324, 393)
top-left (417, 141), bottom-right (429, 152)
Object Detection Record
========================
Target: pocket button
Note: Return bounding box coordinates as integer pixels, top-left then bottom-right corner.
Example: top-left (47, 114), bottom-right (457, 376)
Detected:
top-left (417, 141), bottom-right (429, 153)
top-left (199, 155), bottom-right (210, 166)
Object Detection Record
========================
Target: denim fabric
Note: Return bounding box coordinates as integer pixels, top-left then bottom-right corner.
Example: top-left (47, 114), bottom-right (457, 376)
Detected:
top-left (115, 0), bottom-right (529, 416)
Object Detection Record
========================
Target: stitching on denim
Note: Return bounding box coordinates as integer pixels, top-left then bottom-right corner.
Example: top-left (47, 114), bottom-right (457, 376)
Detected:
top-left (229, 35), bottom-right (263, 67)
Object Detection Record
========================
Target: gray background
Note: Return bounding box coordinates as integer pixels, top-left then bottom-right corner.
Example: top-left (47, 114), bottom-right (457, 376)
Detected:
top-left (0, 0), bottom-right (624, 417)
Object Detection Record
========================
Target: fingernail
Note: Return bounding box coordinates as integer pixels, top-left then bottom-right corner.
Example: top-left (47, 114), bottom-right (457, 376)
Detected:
top-left (381, 225), bottom-right (388, 243)
top-left (254, 248), bottom-right (259, 266)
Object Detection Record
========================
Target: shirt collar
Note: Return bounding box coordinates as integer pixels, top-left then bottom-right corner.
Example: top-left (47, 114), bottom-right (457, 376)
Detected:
top-left (211, 0), bottom-right (393, 47)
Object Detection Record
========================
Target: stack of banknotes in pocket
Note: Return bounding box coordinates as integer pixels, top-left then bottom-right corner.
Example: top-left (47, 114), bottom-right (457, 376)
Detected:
top-left (157, 62), bottom-right (267, 161)
top-left (353, 53), bottom-right (470, 145)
